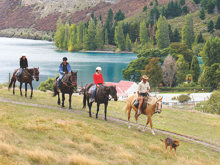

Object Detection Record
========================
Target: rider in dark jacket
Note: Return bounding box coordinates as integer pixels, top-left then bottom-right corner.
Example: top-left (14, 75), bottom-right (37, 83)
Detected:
top-left (17, 54), bottom-right (28, 79)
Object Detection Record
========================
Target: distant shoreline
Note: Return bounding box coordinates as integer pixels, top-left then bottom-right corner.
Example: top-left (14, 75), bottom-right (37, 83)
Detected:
top-left (79, 50), bottom-right (134, 54)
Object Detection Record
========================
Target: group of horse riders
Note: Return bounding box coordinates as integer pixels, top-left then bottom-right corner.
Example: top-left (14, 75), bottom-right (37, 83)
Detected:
top-left (16, 54), bottom-right (151, 115)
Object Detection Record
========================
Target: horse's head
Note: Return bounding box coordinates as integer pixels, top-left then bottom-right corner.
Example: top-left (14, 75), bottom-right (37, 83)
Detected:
top-left (69, 71), bottom-right (77, 85)
top-left (33, 67), bottom-right (40, 81)
top-left (107, 86), bottom-right (118, 101)
top-left (155, 97), bottom-right (163, 113)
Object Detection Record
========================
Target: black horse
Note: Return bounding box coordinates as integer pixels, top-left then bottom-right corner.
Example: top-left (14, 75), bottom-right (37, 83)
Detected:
top-left (8, 68), bottom-right (40, 98)
top-left (53, 71), bottom-right (77, 109)
top-left (83, 83), bottom-right (118, 121)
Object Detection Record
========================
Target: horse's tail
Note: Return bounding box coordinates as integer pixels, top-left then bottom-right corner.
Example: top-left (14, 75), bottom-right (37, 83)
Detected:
top-left (83, 92), bottom-right (86, 109)
top-left (8, 75), bottom-right (14, 89)
top-left (124, 100), bottom-right (132, 114)
top-left (53, 85), bottom-right (58, 97)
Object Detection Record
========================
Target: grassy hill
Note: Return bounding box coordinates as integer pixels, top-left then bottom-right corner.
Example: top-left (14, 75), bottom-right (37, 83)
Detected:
top-left (0, 88), bottom-right (219, 164)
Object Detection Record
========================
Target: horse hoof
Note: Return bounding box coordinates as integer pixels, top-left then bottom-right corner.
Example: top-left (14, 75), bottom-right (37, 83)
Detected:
top-left (105, 119), bottom-right (108, 122)
top-left (151, 130), bottom-right (155, 135)
top-left (128, 125), bottom-right (131, 129)
top-left (69, 107), bottom-right (72, 110)
top-left (30, 97), bottom-right (32, 99)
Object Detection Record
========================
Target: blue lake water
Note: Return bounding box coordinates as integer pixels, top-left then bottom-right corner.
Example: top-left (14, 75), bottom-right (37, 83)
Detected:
top-left (0, 38), bottom-right (137, 89)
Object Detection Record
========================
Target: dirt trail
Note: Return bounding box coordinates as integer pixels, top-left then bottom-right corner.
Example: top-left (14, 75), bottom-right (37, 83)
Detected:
top-left (0, 97), bottom-right (219, 152)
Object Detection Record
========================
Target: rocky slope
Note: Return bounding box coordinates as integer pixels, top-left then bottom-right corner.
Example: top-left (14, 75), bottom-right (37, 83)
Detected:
top-left (0, 0), bottom-right (198, 33)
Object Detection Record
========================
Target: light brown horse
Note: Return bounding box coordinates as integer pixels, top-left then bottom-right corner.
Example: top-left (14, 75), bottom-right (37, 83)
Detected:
top-left (124, 94), bottom-right (163, 135)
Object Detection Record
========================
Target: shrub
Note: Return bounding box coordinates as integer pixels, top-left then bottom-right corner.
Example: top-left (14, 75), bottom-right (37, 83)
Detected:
top-left (38, 78), bottom-right (55, 92)
top-left (197, 91), bottom-right (220, 114)
top-left (178, 94), bottom-right (191, 103)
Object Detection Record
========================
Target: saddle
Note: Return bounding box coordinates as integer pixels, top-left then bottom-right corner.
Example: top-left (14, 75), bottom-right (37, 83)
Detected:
top-left (133, 97), bottom-right (149, 111)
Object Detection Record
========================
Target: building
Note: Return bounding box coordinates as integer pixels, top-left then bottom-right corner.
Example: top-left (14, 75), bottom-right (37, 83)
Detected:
top-left (105, 81), bottom-right (138, 100)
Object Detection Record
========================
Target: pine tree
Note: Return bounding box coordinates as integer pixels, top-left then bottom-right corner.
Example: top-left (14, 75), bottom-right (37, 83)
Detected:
top-left (125, 34), bottom-right (132, 51)
top-left (173, 28), bottom-right (181, 42)
top-left (83, 28), bottom-right (89, 50)
top-left (190, 55), bottom-right (200, 82)
top-left (208, 20), bottom-right (214, 34)
top-left (161, 6), bottom-right (166, 17)
top-left (115, 23), bottom-right (125, 51)
top-left (199, 8), bottom-right (205, 20)
top-left (104, 28), bottom-right (109, 45)
top-left (95, 20), bottom-right (104, 50)
top-left (87, 18), bottom-right (96, 50)
top-left (54, 19), bottom-right (65, 49)
top-left (77, 22), bottom-right (84, 47)
top-left (217, 0), bottom-right (220, 12)
top-left (176, 55), bottom-right (189, 84)
top-left (193, 0), bottom-right (200, 4)
top-left (168, 24), bottom-right (173, 42)
top-left (207, 0), bottom-right (215, 14)
top-left (155, 0), bottom-right (158, 6)
top-left (215, 16), bottom-right (220, 29)
top-left (114, 9), bottom-right (125, 24)
top-left (180, 0), bottom-right (185, 5)
top-left (143, 6), bottom-right (148, 12)
top-left (63, 22), bottom-right (70, 50)
top-left (134, 38), bottom-right (138, 49)
top-left (182, 14), bottom-right (194, 49)
top-left (105, 9), bottom-right (114, 45)
top-left (196, 32), bottom-right (205, 43)
top-left (156, 15), bottom-right (170, 49)
top-left (139, 21), bottom-right (148, 45)
top-left (149, 5), bottom-right (160, 25)
top-left (68, 24), bottom-right (78, 51)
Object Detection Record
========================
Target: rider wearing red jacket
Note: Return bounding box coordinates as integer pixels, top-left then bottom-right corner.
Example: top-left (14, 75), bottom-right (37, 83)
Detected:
top-left (91, 67), bottom-right (104, 102)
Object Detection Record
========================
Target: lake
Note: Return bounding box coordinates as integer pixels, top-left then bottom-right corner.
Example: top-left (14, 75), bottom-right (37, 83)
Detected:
top-left (0, 38), bottom-right (137, 89)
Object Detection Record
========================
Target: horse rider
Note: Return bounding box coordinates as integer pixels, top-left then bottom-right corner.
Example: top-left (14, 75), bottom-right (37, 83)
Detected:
top-left (137, 75), bottom-right (150, 115)
top-left (57, 57), bottom-right (72, 90)
top-left (91, 66), bottom-right (104, 102)
top-left (17, 53), bottom-right (28, 80)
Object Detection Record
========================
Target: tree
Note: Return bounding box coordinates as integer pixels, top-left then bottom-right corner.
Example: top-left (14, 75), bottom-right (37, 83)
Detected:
top-left (203, 63), bottom-right (220, 89)
top-left (63, 22), bottom-right (70, 50)
top-left (173, 28), bottom-right (181, 42)
top-left (54, 19), bottom-right (65, 49)
top-left (155, 0), bottom-right (159, 6)
top-left (95, 20), bottom-right (104, 49)
top-left (105, 9), bottom-right (114, 45)
top-left (200, 8), bottom-right (205, 20)
top-left (162, 55), bottom-right (177, 87)
top-left (139, 21), bottom-right (148, 45)
top-left (196, 32), bottom-right (205, 43)
top-left (142, 57), bottom-right (162, 89)
top-left (206, 0), bottom-right (215, 14)
top-left (68, 24), bottom-right (79, 51)
top-left (180, 0), bottom-right (185, 5)
top-left (215, 16), bottom-right (220, 29)
top-left (217, 0), bottom-right (220, 12)
top-left (182, 14), bottom-right (194, 49)
top-left (149, 5), bottom-right (160, 25)
top-left (182, 6), bottom-right (189, 14)
top-left (161, 6), bottom-right (166, 16)
top-left (208, 20), bottom-right (214, 34)
top-left (168, 24), bottom-right (173, 42)
top-left (77, 22), bottom-right (84, 47)
top-left (125, 34), bottom-right (132, 51)
top-left (104, 28), bottom-right (109, 45)
top-left (190, 55), bottom-right (200, 82)
top-left (201, 36), bottom-right (220, 67)
top-left (114, 9), bottom-right (125, 23)
top-left (143, 5), bottom-right (148, 12)
top-left (176, 55), bottom-right (189, 84)
top-left (156, 15), bottom-right (170, 49)
top-left (83, 28), bottom-right (89, 50)
top-left (115, 23), bottom-right (125, 51)
top-left (193, 0), bottom-right (200, 4)
top-left (87, 18), bottom-right (96, 50)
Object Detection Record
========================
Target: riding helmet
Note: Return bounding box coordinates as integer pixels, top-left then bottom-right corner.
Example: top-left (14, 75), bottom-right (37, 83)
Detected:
top-left (63, 57), bottom-right (68, 61)
top-left (96, 67), bottom-right (102, 71)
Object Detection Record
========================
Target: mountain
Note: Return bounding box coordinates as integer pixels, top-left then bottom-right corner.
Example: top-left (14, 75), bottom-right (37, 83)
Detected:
top-left (0, 0), bottom-right (198, 32)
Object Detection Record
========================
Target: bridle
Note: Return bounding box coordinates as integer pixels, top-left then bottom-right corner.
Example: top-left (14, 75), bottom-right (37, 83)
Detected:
top-left (155, 100), bottom-right (162, 113)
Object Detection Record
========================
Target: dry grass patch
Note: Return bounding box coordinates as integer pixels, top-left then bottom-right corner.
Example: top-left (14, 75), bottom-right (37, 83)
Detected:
top-left (68, 154), bottom-right (103, 165)
top-left (25, 149), bottom-right (58, 164)
top-left (0, 141), bottom-right (18, 156)
top-left (149, 144), bottom-right (164, 153)
top-left (22, 122), bottom-right (52, 132)
top-left (83, 134), bottom-right (106, 147)
top-left (63, 138), bottom-right (79, 149)
top-left (79, 143), bottom-right (97, 155)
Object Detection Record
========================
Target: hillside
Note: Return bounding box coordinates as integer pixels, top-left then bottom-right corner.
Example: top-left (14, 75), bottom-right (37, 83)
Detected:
top-left (0, 0), bottom-right (197, 32)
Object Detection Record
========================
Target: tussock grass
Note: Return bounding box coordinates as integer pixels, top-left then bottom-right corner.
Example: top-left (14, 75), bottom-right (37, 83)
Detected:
top-left (0, 141), bottom-right (18, 156)
top-left (68, 154), bottom-right (103, 165)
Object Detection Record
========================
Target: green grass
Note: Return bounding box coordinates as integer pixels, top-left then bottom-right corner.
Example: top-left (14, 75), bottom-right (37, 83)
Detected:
top-left (1, 88), bottom-right (220, 147)
top-left (0, 101), bottom-right (219, 164)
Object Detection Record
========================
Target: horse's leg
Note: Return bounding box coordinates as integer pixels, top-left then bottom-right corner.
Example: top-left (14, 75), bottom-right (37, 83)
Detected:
top-left (88, 97), bottom-right (92, 117)
top-left (148, 115), bottom-right (155, 135)
top-left (143, 116), bottom-right (150, 132)
top-left (57, 92), bottom-right (60, 105)
top-left (19, 82), bottom-right (23, 96)
top-left (96, 103), bottom-right (100, 119)
top-left (127, 105), bottom-right (132, 129)
top-left (104, 102), bottom-right (108, 121)
top-left (62, 93), bottom-right (65, 107)
top-left (30, 82), bottom-right (33, 99)
top-left (135, 111), bottom-right (140, 130)
top-left (69, 93), bottom-right (72, 109)
top-left (13, 80), bottom-right (16, 95)
top-left (25, 83), bottom-right (27, 98)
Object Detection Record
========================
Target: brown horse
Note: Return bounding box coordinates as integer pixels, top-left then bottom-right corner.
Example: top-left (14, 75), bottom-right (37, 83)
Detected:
top-left (8, 68), bottom-right (39, 98)
top-left (53, 71), bottom-right (77, 109)
top-left (124, 94), bottom-right (163, 135)
top-left (83, 84), bottom-right (118, 121)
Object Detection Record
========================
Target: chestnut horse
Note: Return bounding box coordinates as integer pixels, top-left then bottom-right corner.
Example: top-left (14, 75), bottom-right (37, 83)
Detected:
top-left (124, 94), bottom-right (163, 135)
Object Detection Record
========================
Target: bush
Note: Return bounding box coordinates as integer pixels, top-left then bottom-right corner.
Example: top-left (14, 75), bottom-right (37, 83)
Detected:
top-left (38, 78), bottom-right (55, 92)
top-left (197, 91), bottom-right (220, 114)
top-left (178, 94), bottom-right (191, 103)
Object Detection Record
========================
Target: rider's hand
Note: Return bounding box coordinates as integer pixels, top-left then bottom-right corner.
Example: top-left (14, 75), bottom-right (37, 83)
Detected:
top-left (63, 72), bottom-right (66, 74)
top-left (97, 85), bottom-right (99, 87)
